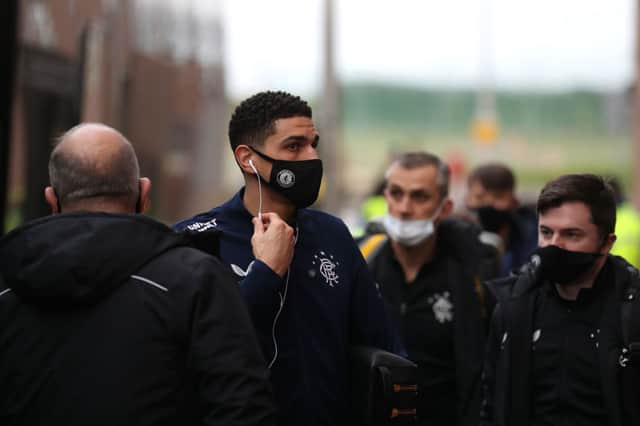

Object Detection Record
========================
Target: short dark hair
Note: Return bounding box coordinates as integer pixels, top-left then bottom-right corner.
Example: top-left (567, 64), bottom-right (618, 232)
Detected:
top-left (49, 127), bottom-right (140, 206)
top-left (228, 91), bottom-right (312, 150)
top-left (385, 151), bottom-right (450, 199)
top-left (468, 163), bottom-right (515, 193)
top-left (537, 174), bottom-right (616, 238)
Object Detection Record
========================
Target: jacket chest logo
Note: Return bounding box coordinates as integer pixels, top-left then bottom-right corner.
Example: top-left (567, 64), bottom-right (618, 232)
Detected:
top-left (186, 218), bottom-right (217, 232)
top-left (311, 251), bottom-right (340, 287)
top-left (427, 292), bottom-right (454, 323)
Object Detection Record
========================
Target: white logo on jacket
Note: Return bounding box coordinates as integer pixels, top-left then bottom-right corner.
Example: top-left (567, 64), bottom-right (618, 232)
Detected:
top-left (312, 251), bottom-right (340, 287)
top-left (231, 261), bottom-right (254, 277)
top-left (427, 292), bottom-right (454, 323)
top-left (186, 218), bottom-right (217, 232)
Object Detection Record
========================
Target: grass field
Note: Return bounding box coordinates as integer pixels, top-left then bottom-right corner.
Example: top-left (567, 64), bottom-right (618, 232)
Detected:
top-left (339, 128), bottom-right (632, 203)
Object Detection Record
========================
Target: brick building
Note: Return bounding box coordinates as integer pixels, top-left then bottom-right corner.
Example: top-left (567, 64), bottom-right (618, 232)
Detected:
top-left (8, 0), bottom-right (227, 226)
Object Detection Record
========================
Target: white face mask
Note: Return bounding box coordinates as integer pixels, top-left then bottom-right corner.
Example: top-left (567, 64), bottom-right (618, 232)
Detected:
top-left (383, 202), bottom-right (444, 247)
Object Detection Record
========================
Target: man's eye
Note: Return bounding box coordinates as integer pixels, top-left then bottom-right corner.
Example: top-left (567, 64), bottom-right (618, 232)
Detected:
top-left (389, 190), bottom-right (403, 200)
top-left (412, 193), bottom-right (428, 203)
top-left (287, 143), bottom-right (300, 151)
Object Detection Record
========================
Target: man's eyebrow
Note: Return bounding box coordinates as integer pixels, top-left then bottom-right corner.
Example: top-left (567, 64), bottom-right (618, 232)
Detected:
top-left (560, 227), bottom-right (585, 233)
top-left (539, 224), bottom-right (584, 233)
top-left (409, 189), bottom-right (428, 195)
top-left (280, 134), bottom-right (320, 144)
top-left (387, 183), bottom-right (403, 191)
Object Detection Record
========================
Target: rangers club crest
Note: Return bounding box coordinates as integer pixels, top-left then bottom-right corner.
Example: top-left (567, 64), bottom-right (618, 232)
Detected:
top-left (311, 251), bottom-right (340, 287)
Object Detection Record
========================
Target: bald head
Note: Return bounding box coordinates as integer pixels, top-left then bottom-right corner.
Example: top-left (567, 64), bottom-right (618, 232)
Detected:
top-left (47, 123), bottom-right (143, 213)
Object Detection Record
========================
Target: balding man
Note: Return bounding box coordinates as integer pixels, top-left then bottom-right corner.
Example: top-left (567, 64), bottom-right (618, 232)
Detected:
top-left (0, 123), bottom-right (276, 426)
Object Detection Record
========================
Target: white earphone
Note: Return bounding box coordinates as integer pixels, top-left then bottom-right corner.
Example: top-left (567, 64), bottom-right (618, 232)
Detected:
top-left (248, 159), bottom-right (262, 220)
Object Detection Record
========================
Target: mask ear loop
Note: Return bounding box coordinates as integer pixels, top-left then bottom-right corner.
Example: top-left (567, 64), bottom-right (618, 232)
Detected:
top-left (248, 159), bottom-right (262, 220)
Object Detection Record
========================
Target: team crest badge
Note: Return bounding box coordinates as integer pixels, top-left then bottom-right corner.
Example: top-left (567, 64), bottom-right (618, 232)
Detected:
top-left (428, 292), bottom-right (454, 323)
top-left (276, 169), bottom-right (295, 188)
top-left (311, 251), bottom-right (340, 287)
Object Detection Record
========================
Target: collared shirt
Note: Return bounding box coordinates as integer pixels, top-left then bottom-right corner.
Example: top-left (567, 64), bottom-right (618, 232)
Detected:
top-left (371, 241), bottom-right (455, 426)
top-left (531, 262), bottom-right (614, 426)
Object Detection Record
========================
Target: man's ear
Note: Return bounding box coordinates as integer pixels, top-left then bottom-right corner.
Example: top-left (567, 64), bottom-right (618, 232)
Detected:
top-left (139, 177), bottom-right (152, 213)
top-left (44, 186), bottom-right (59, 214)
top-left (439, 198), bottom-right (454, 220)
top-left (602, 232), bottom-right (617, 254)
top-left (234, 145), bottom-right (255, 175)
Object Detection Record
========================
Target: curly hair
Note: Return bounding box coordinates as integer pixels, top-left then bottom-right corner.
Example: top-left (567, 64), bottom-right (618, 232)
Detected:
top-left (228, 91), bottom-right (312, 150)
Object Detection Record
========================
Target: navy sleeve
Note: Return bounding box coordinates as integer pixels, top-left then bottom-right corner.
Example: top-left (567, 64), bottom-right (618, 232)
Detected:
top-left (238, 260), bottom-right (284, 325)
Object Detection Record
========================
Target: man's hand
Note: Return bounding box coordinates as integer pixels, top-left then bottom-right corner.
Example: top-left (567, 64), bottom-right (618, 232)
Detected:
top-left (251, 212), bottom-right (295, 277)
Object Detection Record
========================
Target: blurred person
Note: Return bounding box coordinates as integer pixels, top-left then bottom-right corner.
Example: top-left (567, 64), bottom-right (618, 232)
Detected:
top-left (174, 91), bottom-right (398, 426)
top-left (357, 178), bottom-right (388, 237)
top-left (0, 123), bottom-right (275, 426)
top-left (481, 174), bottom-right (640, 426)
top-left (361, 179), bottom-right (387, 224)
top-left (465, 162), bottom-right (538, 276)
top-left (608, 177), bottom-right (640, 268)
top-left (358, 152), bottom-right (498, 426)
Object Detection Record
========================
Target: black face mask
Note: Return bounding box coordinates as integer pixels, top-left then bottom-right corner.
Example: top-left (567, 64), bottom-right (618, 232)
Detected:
top-left (250, 147), bottom-right (323, 209)
top-left (472, 206), bottom-right (514, 233)
top-left (533, 245), bottom-right (602, 284)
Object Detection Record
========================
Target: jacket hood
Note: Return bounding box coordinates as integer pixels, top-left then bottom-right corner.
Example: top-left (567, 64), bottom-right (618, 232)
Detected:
top-left (0, 212), bottom-right (188, 309)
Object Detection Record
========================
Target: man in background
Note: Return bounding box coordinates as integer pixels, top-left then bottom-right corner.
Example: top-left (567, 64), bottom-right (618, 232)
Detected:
top-left (359, 151), bottom-right (496, 426)
top-left (608, 177), bottom-right (640, 268)
top-left (481, 174), bottom-right (640, 426)
top-left (465, 162), bottom-right (538, 276)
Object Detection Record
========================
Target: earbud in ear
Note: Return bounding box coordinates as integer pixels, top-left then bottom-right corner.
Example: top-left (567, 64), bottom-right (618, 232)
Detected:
top-left (248, 159), bottom-right (258, 175)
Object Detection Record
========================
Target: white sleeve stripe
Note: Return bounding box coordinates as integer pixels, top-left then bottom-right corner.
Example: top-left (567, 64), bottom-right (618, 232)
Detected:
top-left (0, 288), bottom-right (12, 298)
top-left (130, 275), bottom-right (169, 292)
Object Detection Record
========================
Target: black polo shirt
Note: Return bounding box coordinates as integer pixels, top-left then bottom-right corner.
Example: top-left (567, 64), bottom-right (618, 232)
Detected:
top-left (371, 241), bottom-right (455, 426)
top-left (531, 262), bottom-right (614, 426)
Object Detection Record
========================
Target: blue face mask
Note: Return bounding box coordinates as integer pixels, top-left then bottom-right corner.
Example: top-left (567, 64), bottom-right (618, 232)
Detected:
top-left (250, 147), bottom-right (323, 209)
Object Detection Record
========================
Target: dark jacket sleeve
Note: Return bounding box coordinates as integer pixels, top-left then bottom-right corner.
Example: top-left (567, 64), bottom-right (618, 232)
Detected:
top-left (350, 246), bottom-right (405, 356)
top-left (179, 255), bottom-right (276, 426)
top-left (238, 260), bottom-right (284, 323)
top-left (480, 302), bottom-right (505, 426)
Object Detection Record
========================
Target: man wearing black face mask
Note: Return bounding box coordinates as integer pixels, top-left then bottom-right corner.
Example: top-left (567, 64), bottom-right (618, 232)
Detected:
top-left (175, 91), bottom-right (398, 426)
top-left (481, 173), bottom-right (640, 426)
top-left (465, 163), bottom-right (538, 276)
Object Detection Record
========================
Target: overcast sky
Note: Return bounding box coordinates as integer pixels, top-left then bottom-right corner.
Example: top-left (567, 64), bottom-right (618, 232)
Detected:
top-left (191, 0), bottom-right (636, 98)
